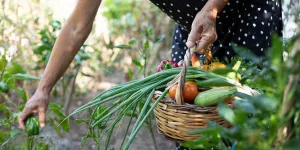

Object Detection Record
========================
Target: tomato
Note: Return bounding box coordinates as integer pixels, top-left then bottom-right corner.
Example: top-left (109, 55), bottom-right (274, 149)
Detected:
top-left (169, 81), bottom-right (199, 104)
top-left (183, 81), bottom-right (199, 103)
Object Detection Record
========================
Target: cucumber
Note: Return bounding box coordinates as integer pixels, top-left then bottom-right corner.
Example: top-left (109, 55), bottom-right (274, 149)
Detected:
top-left (195, 78), bottom-right (234, 87)
top-left (194, 87), bottom-right (237, 107)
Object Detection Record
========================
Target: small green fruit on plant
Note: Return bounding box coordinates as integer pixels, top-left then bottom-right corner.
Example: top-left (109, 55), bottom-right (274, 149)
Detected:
top-left (25, 117), bottom-right (40, 136)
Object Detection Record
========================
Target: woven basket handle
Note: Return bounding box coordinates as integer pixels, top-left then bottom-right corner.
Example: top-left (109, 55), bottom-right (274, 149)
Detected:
top-left (175, 49), bottom-right (193, 105)
top-left (166, 48), bottom-right (193, 105)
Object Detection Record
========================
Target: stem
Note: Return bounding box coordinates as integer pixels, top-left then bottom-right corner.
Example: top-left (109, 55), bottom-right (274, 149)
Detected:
top-left (143, 53), bottom-right (147, 78)
top-left (0, 58), bottom-right (7, 80)
top-left (64, 65), bottom-right (81, 114)
top-left (148, 117), bottom-right (158, 150)
top-left (26, 136), bottom-right (33, 150)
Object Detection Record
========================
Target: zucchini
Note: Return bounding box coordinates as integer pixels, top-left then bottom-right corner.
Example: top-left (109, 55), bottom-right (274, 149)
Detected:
top-left (194, 87), bottom-right (237, 107)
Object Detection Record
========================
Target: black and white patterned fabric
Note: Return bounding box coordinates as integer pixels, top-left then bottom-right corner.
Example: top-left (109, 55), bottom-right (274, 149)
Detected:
top-left (150, 0), bottom-right (283, 63)
top-left (149, 0), bottom-right (283, 150)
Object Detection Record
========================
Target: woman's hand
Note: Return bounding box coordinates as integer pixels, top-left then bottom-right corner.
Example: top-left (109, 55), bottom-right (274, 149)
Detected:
top-left (186, 0), bottom-right (228, 53)
top-left (18, 90), bottom-right (49, 130)
top-left (186, 9), bottom-right (218, 54)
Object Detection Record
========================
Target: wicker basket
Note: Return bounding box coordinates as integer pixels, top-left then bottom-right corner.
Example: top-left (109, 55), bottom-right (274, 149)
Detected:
top-left (152, 48), bottom-right (234, 142)
top-left (153, 93), bottom-right (234, 142)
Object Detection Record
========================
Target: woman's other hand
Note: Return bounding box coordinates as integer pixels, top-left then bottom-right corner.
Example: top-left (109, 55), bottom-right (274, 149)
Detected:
top-left (17, 0), bottom-right (102, 130)
top-left (18, 90), bottom-right (49, 130)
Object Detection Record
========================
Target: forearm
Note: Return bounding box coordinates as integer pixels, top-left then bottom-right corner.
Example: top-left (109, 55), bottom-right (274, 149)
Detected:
top-left (37, 0), bottom-right (102, 94)
top-left (37, 23), bottom-right (92, 93)
top-left (202, 0), bottom-right (229, 19)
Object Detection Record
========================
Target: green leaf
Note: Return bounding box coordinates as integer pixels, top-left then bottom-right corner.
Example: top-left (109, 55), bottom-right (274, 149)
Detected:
top-left (51, 118), bottom-right (62, 136)
top-left (74, 55), bottom-right (81, 64)
top-left (127, 68), bottom-right (133, 80)
top-left (144, 40), bottom-right (149, 51)
top-left (9, 130), bottom-right (20, 138)
top-left (283, 138), bottom-right (300, 150)
top-left (36, 142), bottom-right (48, 150)
top-left (75, 119), bottom-right (87, 124)
top-left (189, 126), bottom-right (222, 135)
top-left (269, 34), bottom-right (283, 70)
top-left (15, 88), bottom-right (27, 102)
top-left (145, 27), bottom-right (153, 37)
top-left (233, 100), bottom-right (255, 114)
top-left (232, 44), bottom-right (261, 64)
top-left (48, 103), bottom-right (65, 119)
top-left (218, 102), bottom-right (235, 124)
top-left (154, 34), bottom-right (166, 44)
top-left (5, 62), bottom-right (26, 75)
top-left (0, 81), bottom-right (9, 93)
top-left (132, 59), bottom-right (143, 71)
top-left (60, 118), bottom-right (70, 132)
top-left (211, 68), bottom-right (235, 76)
top-left (235, 92), bottom-right (278, 112)
top-left (182, 138), bottom-right (216, 149)
top-left (252, 95), bottom-right (278, 111)
top-left (128, 38), bottom-right (136, 45)
top-left (0, 104), bottom-right (11, 118)
top-left (0, 55), bottom-right (7, 72)
top-left (112, 44), bottom-right (132, 49)
top-left (10, 73), bottom-right (40, 80)
top-left (79, 53), bottom-right (90, 60)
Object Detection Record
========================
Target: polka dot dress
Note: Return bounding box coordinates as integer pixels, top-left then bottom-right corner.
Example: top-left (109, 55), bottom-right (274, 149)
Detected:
top-left (150, 0), bottom-right (283, 63)
top-left (150, 0), bottom-right (283, 150)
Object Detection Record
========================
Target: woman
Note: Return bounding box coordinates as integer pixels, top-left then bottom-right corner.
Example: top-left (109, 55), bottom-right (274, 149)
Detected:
top-left (18, 0), bottom-right (282, 149)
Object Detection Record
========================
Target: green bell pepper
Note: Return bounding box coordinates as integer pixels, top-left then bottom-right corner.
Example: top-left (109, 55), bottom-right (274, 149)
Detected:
top-left (25, 117), bottom-right (40, 136)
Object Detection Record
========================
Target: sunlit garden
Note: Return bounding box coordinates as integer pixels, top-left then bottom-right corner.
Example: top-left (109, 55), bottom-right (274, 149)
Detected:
top-left (0, 0), bottom-right (300, 150)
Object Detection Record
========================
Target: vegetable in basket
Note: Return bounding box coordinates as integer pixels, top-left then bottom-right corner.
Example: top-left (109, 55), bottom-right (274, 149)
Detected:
top-left (194, 86), bottom-right (237, 107)
top-left (156, 60), bottom-right (179, 72)
top-left (169, 81), bottom-right (199, 104)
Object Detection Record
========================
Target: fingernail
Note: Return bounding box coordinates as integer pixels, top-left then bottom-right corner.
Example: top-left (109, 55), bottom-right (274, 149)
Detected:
top-left (186, 41), bottom-right (194, 48)
top-left (40, 123), bottom-right (45, 127)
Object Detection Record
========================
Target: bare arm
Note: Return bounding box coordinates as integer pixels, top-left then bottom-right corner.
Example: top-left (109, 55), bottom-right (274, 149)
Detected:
top-left (18, 0), bottom-right (102, 130)
top-left (39, 0), bottom-right (102, 94)
top-left (186, 0), bottom-right (229, 51)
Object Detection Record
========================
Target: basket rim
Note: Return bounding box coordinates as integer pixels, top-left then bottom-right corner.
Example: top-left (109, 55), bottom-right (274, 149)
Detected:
top-left (152, 91), bottom-right (235, 113)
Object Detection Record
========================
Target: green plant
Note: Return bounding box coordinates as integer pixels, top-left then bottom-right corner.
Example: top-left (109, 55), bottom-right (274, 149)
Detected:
top-left (110, 26), bottom-right (166, 79)
top-left (0, 53), bottom-right (70, 149)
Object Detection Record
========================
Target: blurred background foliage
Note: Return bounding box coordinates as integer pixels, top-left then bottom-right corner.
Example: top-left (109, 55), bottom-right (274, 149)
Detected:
top-left (0, 0), bottom-right (299, 149)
